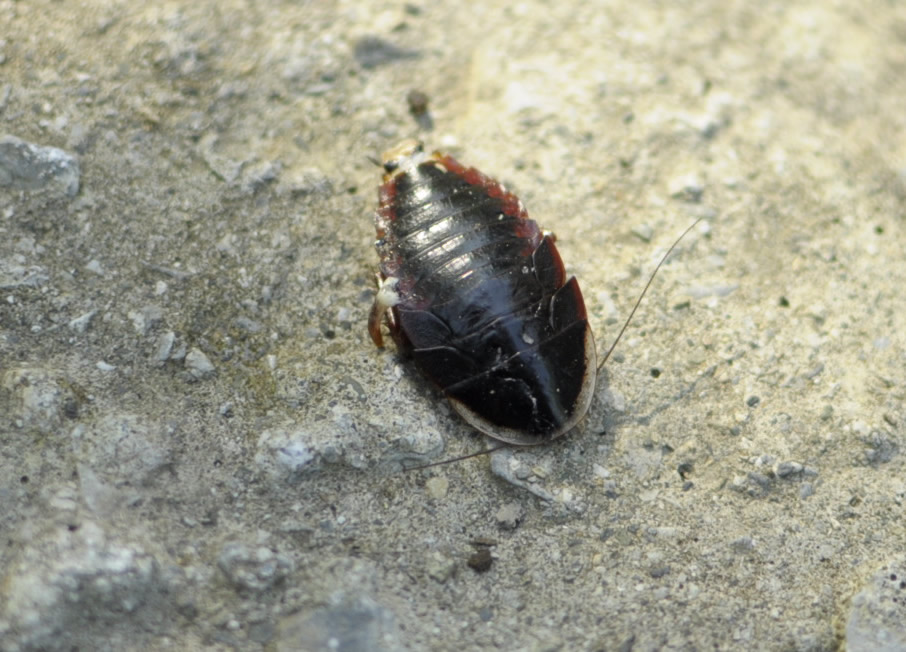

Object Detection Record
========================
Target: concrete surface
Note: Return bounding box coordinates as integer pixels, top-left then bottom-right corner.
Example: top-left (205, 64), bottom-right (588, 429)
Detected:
top-left (1, 1), bottom-right (905, 650)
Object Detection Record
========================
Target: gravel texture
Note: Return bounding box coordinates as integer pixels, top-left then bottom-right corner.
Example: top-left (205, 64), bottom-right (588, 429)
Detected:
top-left (2, 1), bottom-right (905, 650)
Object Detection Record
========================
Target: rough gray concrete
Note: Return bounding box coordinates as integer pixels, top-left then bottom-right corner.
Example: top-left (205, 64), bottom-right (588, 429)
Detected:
top-left (1, 1), bottom-right (905, 650)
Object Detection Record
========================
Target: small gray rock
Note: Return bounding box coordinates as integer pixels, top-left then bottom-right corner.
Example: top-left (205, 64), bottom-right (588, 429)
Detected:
top-left (425, 476), bottom-right (449, 500)
top-left (774, 461), bottom-right (804, 478)
top-left (667, 172), bottom-right (704, 202)
top-left (425, 550), bottom-right (457, 583)
top-left (495, 501), bottom-right (525, 530)
top-left (3, 366), bottom-right (65, 433)
top-left (0, 134), bottom-right (80, 197)
top-left (184, 347), bottom-right (215, 379)
top-left (217, 542), bottom-right (294, 592)
top-left (155, 331), bottom-right (176, 363)
top-left (631, 223), bottom-right (654, 242)
top-left (490, 449), bottom-right (556, 502)
top-left (68, 310), bottom-right (97, 333)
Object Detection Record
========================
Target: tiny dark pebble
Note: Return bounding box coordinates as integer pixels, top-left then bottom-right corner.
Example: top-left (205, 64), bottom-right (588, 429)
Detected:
top-left (63, 397), bottom-right (79, 419)
top-left (649, 566), bottom-right (670, 579)
top-left (677, 462), bottom-right (693, 479)
top-left (778, 296), bottom-right (790, 307)
top-left (468, 548), bottom-right (493, 573)
top-left (407, 90), bottom-right (429, 115)
top-left (649, 367), bottom-right (661, 378)
top-left (746, 395), bottom-right (760, 407)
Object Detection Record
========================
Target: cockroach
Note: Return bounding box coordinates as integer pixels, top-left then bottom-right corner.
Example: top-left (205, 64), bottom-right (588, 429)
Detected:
top-left (368, 139), bottom-right (700, 466)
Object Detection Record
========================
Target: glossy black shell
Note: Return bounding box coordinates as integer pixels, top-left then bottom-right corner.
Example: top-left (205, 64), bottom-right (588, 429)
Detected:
top-left (370, 141), bottom-right (596, 445)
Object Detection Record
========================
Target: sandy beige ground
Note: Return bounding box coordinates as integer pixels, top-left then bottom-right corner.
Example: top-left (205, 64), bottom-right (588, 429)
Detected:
top-left (2, 1), bottom-right (906, 650)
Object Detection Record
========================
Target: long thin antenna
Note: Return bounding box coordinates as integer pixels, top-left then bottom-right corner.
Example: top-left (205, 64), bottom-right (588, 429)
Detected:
top-left (598, 217), bottom-right (704, 371)
top-left (402, 443), bottom-right (509, 472)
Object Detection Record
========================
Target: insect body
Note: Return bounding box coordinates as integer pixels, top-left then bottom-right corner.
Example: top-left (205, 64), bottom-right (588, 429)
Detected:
top-left (369, 140), bottom-right (596, 445)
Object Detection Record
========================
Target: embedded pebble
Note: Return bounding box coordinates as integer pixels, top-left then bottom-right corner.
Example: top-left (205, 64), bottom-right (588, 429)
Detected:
top-left (184, 348), bottom-right (215, 379)
top-left (241, 159), bottom-right (281, 194)
top-left (774, 461), bottom-right (803, 478)
top-left (0, 134), bottom-right (80, 196)
top-left (256, 426), bottom-right (321, 478)
top-left (489, 449), bottom-right (555, 502)
top-left (846, 557), bottom-right (906, 651)
top-left (127, 305), bottom-right (162, 335)
top-left (857, 430), bottom-right (898, 466)
top-left (425, 476), bottom-right (449, 500)
top-left (217, 542), bottom-right (294, 592)
top-left (495, 501), bottom-right (525, 530)
top-left (68, 310), bottom-right (97, 333)
top-left (731, 536), bottom-right (756, 552)
top-left (4, 367), bottom-right (65, 432)
top-left (85, 259), bottom-right (105, 276)
top-left (631, 223), bottom-right (654, 242)
top-left (425, 551), bottom-right (457, 583)
top-left (729, 473), bottom-right (772, 497)
top-left (155, 331), bottom-right (176, 363)
top-left (667, 172), bottom-right (704, 202)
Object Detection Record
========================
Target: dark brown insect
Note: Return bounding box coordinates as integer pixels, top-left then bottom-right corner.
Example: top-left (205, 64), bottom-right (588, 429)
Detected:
top-left (368, 140), bottom-right (699, 456)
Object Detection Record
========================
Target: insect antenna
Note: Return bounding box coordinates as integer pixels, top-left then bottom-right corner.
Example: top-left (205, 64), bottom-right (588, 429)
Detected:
top-left (402, 443), bottom-right (509, 472)
top-left (598, 217), bottom-right (704, 371)
top-left (366, 154), bottom-right (382, 168)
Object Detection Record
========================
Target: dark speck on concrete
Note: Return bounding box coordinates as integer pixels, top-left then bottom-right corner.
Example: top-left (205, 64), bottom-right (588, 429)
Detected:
top-left (354, 36), bottom-right (419, 69)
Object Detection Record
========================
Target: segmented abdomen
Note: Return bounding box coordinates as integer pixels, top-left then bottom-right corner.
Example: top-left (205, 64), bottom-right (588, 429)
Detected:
top-left (379, 159), bottom-right (543, 316)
